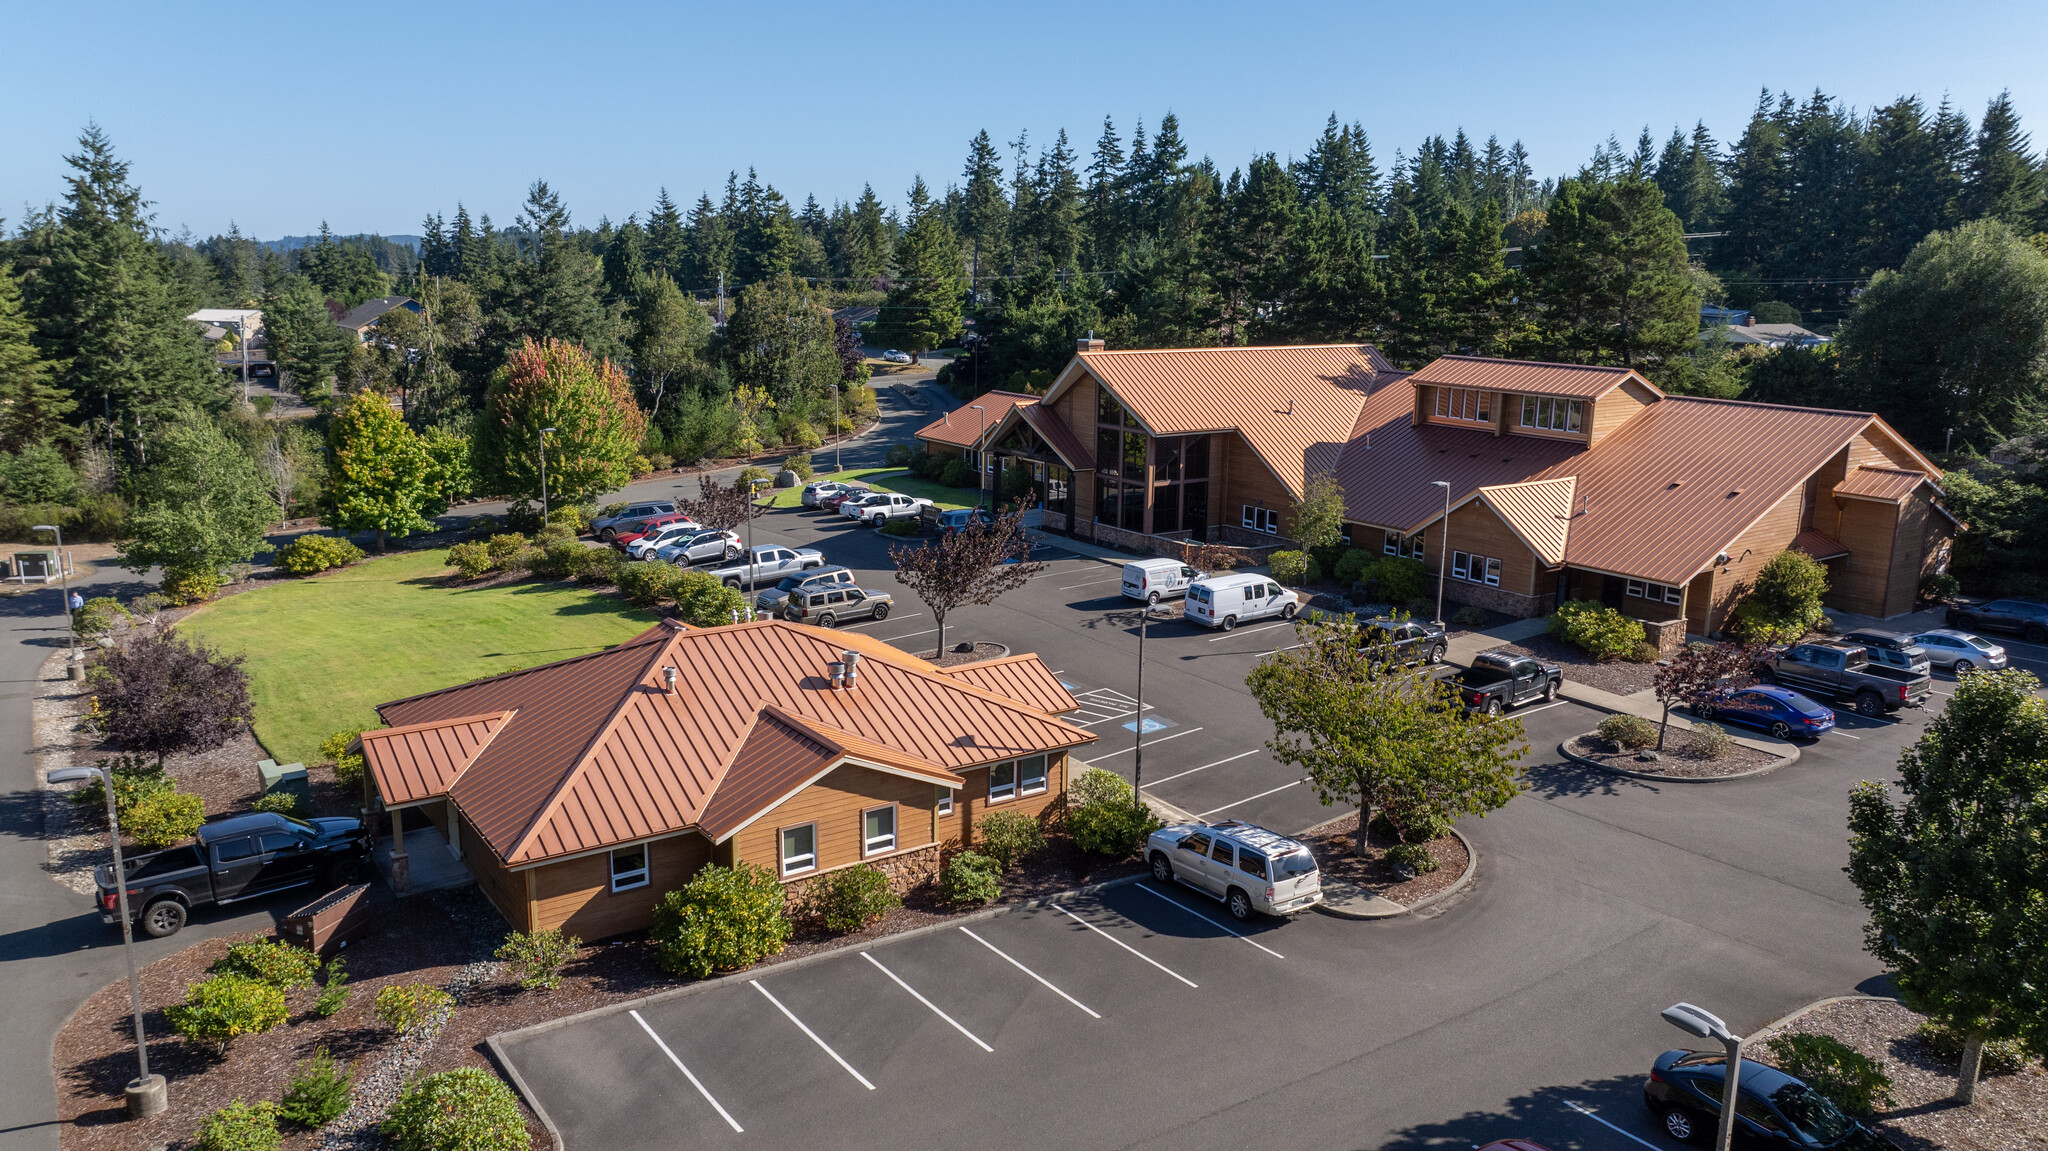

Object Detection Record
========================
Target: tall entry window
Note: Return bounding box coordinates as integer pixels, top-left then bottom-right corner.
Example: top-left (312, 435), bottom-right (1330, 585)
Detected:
top-left (1095, 390), bottom-right (1149, 531)
top-left (1151, 435), bottom-right (1210, 536)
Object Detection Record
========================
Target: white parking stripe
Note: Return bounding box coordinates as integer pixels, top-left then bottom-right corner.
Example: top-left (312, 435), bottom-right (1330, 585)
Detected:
top-left (1087, 727), bottom-right (1205, 757)
top-left (860, 951), bottom-right (992, 1052)
top-left (957, 927), bottom-right (1101, 1018)
top-left (838, 612), bottom-right (922, 630)
top-left (1051, 904), bottom-right (1198, 988)
top-left (1133, 883), bottom-right (1285, 959)
top-left (748, 980), bottom-right (877, 1089)
top-left (1510, 700), bottom-right (1569, 717)
top-left (1075, 705), bottom-right (1153, 727)
top-left (630, 1010), bottom-right (745, 1133)
top-left (1563, 1100), bottom-right (1664, 1151)
top-left (1146, 749), bottom-right (1263, 786)
top-left (1831, 729), bottom-right (1862, 740)
top-left (879, 628), bottom-right (938, 641)
top-left (1196, 780), bottom-right (1302, 818)
top-left (1207, 620), bottom-right (1294, 642)
top-left (1058, 575), bottom-right (1127, 590)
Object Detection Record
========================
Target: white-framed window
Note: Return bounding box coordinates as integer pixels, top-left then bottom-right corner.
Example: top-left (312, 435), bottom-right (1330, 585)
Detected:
top-left (988, 760), bottom-right (1018, 802)
top-left (1452, 551), bottom-right (1502, 587)
top-left (862, 805), bottom-right (897, 855)
top-left (1434, 387), bottom-right (1491, 423)
top-left (1019, 754), bottom-right (1049, 797)
top-left (1519, 396), bottom-right (1584, 433)
top-left (935, 785), bottom-right (954, 816)
top-left (1626, 579), bottom-right (1684, 605)
top-left (1241, 505), bottom-right (1279, 535)
top-left (1381, 529), bottom-right (1426, 558)
top-left (780, 823), bottom-right (817, 876)
top-left (609, 843), bottom-right (649, 892)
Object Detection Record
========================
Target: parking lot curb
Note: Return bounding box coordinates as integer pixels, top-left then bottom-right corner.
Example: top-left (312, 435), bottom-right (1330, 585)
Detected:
top-left (1750, 992), bottom-right (1897, 1041)
top-left (1557, 737), bottom-right (1798, 783)
top-left (1314, 826), bottom-right (1479, 920)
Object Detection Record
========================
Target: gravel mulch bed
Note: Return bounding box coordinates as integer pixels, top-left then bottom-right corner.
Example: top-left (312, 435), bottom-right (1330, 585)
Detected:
top-left (1294, 814), bottom-right (1469, 906)
top-left (1755, 997), bottom-right (2048, 1151)
top-left (1566, 733), bottom-right (1783, 779)
top-left (1492, 633), bottom-right (1659, 696)
top-left (913, 642), bottom-right (1011, 667)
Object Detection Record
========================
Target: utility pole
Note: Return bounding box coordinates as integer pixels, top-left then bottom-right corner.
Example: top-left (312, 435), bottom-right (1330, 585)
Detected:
top-left (1133, 602), bottom-right (1155, 811)
top-left (1431, 480), bottom-right (1451, 627)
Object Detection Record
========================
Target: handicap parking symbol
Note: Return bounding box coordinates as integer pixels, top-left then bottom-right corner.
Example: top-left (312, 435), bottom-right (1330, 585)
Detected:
top-left (1122, 716), bottom-right (1173, 733)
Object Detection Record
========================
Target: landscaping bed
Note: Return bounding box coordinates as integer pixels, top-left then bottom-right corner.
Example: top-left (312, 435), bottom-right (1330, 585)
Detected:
top-left (1565, 732), bottom-right (1782, 779)
top-left (913, 641), bottom-right (1009, 667)
top-left (1493, 633), bottom-right (1659, 696)
top-left (1295, 814), bottom-right (1469, 906)
top-left (1754, 997), bottom-right (2048, 1151)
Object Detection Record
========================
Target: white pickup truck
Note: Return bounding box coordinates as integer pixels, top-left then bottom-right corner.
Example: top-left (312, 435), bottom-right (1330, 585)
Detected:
top-left (843, 492), bottom-right (931, 526)
top-left (702, 545), bottom-right (827, 589)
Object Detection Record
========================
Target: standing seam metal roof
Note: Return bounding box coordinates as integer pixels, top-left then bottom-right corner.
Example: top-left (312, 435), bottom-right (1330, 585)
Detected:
top-left (359, 711), bottom-right (512, 807)
top-left (1331, 382), bottom-right (1586, 533)
top-left (1477, 478), bottom-right (1577, 566)
top-left (1408, 355), bottom-right (1660, 399)
top-left (914, 391), bottom-right (1039, 448)
top-left (1833, 465), bottom-right (1932, 502)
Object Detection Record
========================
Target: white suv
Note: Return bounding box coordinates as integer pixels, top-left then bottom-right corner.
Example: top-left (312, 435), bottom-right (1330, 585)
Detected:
top-left (1146, 820), bottom-right (1322, 920)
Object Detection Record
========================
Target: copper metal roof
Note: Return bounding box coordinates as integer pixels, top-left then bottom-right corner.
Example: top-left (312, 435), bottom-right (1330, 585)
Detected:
top-left (1792, 529), bottom-right (1851, 561)
top-left (1332, 381), bottom-right (1585, 532)
top-left (359, 711), bottom-right (512, 807)
top-left (930, 654), bottom-right (1081, 714)
top-left (1536, 397), bottom-right (1877, 585)
top-left (1046, 345), bottom-right (1401, 499)
top-left (1477, 478), bottom-right (1577, 566)
top-left (1833, 465), bottom-right (1931, 503)
top-left (373, 620), bottom-right (1090, 865)
top-left (1409, 355), bottom-right (1661, 400)
top-left (914, 391), bottom-right (1039, 448)
top-left (1017, 403), bottom-right (1096, 470)
top-left (694, 706), bottom-right (964, 843)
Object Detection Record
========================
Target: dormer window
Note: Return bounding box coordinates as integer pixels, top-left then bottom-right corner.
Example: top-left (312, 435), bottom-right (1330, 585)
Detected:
top-left (1520, 396), bottom-right (1583, 433)
top-left (1435, 388), bottom-right (1490, 423)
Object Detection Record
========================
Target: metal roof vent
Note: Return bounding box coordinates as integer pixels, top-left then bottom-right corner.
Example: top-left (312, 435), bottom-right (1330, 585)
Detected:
top-left (662, 666), bottom-right (678, 695)
top-left (840, 649), bottom-right (861, 690)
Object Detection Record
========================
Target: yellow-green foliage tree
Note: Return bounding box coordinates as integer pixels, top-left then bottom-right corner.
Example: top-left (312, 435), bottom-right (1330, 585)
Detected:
top-left (474, 337), bottom-right (646, 505)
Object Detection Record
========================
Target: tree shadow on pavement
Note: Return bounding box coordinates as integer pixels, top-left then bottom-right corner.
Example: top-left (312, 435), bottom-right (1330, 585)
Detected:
top-left (1520, 760), bottom-right (1659, 801)
top-left (1376, 1074), bottom-right (1655, 1151)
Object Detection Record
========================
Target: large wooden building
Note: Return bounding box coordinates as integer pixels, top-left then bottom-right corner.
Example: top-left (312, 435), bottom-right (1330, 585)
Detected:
top-left (358, 620), bottom-right (1093, 938)
top-left (918, 342), bottom-right (1952, 637)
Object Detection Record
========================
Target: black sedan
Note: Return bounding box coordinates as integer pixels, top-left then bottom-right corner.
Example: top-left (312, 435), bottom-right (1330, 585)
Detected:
top-left (1644, 1049), bottom-right (1895, 1149)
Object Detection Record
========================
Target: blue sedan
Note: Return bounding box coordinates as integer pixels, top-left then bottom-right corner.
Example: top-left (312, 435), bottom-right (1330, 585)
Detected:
top-left (1694, 685), bottom-right (1836, 740)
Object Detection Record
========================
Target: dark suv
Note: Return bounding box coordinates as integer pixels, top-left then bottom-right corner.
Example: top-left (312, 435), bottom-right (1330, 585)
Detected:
top-left (1946, 598), bottom-right (2048, 644)
top-left (1644, 1049), bottom-right (1895, 1149)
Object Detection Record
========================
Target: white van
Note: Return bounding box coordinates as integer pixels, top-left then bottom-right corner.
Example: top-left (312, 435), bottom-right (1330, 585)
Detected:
top-left (1121, 558), bottom-right (1202, 604)
top-left (1185, 573), bottom-right (1299, 630)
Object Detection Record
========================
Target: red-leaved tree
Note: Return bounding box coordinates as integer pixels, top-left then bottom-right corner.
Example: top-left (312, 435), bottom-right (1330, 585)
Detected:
top-left (890, 510), bottom-right (1044, 655)
top-left (96, 631), bottom-right (253, 765)
top-left (1652, 640), bottom-right (1767, 749)
top-left (474, 337), bottom-right (647, 505)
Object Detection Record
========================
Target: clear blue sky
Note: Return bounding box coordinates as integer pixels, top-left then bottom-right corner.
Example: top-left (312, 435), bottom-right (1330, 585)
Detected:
top-left (5, 0), bottom-right (2044, 240)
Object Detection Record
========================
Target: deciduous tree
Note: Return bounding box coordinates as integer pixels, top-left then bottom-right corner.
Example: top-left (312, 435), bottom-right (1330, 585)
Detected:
top-left (473, 338), bottom-right (645, 505)
top-left (321, 391), bottom-right (447, 550)
top-left (118, 416), bottom-right (275, 583)
top-left (97, 630), bottom-right (253, 765)
top-left (888, 509), bottom-right (1044, 655)
top-left (677, 473), bottom-right (762, 533)
top-left (1651, 641), bottom-right (1765, 749)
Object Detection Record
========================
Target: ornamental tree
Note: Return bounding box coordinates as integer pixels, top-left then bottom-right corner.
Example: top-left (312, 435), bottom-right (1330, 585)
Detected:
top-left (1292, 472), bottom-right (1347, 552)
top-left (1651, 640), bottom-right (1765, 749)
top-left (889, 509), bottom-right (1044, 655)
top-left (97, 630), bottom-right (253, 765)
top-left (322, 391), bottom-right (444, 550)
top-left (678, 473), bottom-right (763, 533)
top-left (118, 418), bottom-right (277, 586)
top-left (1247, 615), bottom-right (1525, 856)
top-left (1847, 668), bottom-right (2048, 1103)
top-left (473, 337), bottom-right (646, 505)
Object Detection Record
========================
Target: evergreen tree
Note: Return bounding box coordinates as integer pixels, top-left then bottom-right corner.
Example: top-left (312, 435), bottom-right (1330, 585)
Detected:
top-left (1722, 91), bottom-right (1795, 278)
top-left (960, 130), bottom-right (1010, 288)
top-left (1522, 177), bottom-right (1700, 372)
top-left (497, 180), bottom-right (621, 359)
top-left (1219, 154), bottom-right (1300, 340)
top-left (686, 190), bottom-right (735, 297)
top-left (1962, 91), bottom-right (2045, 227)
top-left (1860, 95), bottom-right (1967, 274)
top-left (0, 261), bottom-right (72, 452)
top-left (1269, 197), bottom-right (1376, 344)
top-left (735, 185), bottom-right (805, 283)
top-left (847, 184), bottom-right (893, 282)
top-left (604, 217), bottom-right (648, 304)
top-left (646, 189), bottom-right (688, 281)
top-left (872, 178), bottom-right (963, 359)
top-left (1030, 130), bottom-right (1084, 273)
top-left (1653, 122), bottom-right (1725, 232)
top-left (298, 224), bottom-right (390, 307)
top-left (629, 274), bottom-right (714, 418)
top-left (1084, 116), bottom-right (1127, 266)
top-left (263, 274), bottom-right (348, 400)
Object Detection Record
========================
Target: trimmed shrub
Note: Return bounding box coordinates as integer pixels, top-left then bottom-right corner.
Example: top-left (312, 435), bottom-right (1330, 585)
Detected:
top-left (1384, 842), bottom-right (1439, 874)
top-left (1332, 548), bottom-right (1373, 585)
top-left (650, 863), bottom-right (791, 978)
top-left (163, 568), bottom-right (223, 605)
top-left (381, 1069), bottom-right (530, 1151)
top-left (976, 810), bottom-right (1045, 871)
top-left (1357, 556), bottom-right (1428, 604)
top-left (523, 540), bottom-right (587, 580)
top-left (445, 541), bottom-right (491, 580)
top-left (571, 545), bottom-right (622, 585)
top-left (885, 443), bottom-right (913, 466)
top-left (1068, 799), bottom-right (1162, 858)
top-left (195, 1100), bottom-right (282, 1151)
top-left (1731, 549), bottom-right (1829, 643)
top-left (940, 850), bottom-right (1001, 905)
top-left (1269, 551), bottom-right (1309, 585)
top-left (321, 728), bottom-right (366, 787)
top-left (616, 559), bottom-right (688, 607)
top-left (1548, 599), bottom-right (1643, 661)
top-left (940, 457), bottom-right (975, 488)
top-left (495, 929), bottom-right (581, 992)
top-left (251, 791), bottom-right (302, 816)
top-left (783, 452), bottom-right (815, 481)
top-left (73, 596), bottom-right (130, 639)
top-left (279, 1049), bottom-right (352, 1129)
top-left (1685, 722), bottom-right (1734, 759)
top-left (276, 534), bottom-right (364, 576)
top-left (168, 975), bottom-right (287, 1054)
top-left (801, 864), bottom-right (900, 933)
top-left (671, 569), bottom-right (750, 627)
top-left (1596, 714), bottom-right (1659, 750)
top-left (68, 755), bottom-right (170, 822)
top-left (1920, 571), bottom-right (1960, 603)
top-left (129, 591), bottom-right (171, 622)
top-left (126, 789), bottom-right (205, 847)
top-left (879, 516), bottom-right (918, 536)
top-left (1630, 641), bottom-right (1662, 662)
top-left (212, 939), bottom-right (320, 990)
top-left (484, 533), bottom-right (529, 569)
top-left (545, 504), bottom-right (590, 533)
top-left (1067, 766), bottom-right (1133, 809)
top-left (375, 983), bottom-right (453, 1034)
top-left (313, 957), bottom-right (351, 1018)
top-left (1916, 1021), bottom-right (2028, 1076)
top-left (737, 465), bottom-right (771, 488)
top-left (1762, 1033), bottom-right (1895, 1114)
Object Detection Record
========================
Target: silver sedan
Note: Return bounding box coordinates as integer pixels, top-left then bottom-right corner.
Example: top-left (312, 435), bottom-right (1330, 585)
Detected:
top-left (1910, 629), bottom-right (2010, 674)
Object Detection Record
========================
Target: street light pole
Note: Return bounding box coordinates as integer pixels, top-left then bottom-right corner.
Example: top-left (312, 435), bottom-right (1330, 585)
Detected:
top-left (539, 427), bottom-right (557, 525)
top-left (34, 524), bottom-right (74, 667)
top-left (834, 384), bottom-right (844, 473)
top-left (1662, 1002), bottom-right (1746, 1151)
top-left (744, 476), bottom-right (769, 612)
top-left (48, 764), bottom-right (166, 1118)
top-left (1430, 481), bottom-right (1450, 627)
top-left (970, 404), bottom-right (988, 514)
top-left (1133, 601), bottom-right (1154, 810)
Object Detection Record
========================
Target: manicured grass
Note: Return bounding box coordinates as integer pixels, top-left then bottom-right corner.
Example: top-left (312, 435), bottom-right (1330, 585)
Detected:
top-left (764, 468), bottom-right (977, 511)
top-left (178, 550), bottom-right (657, 766)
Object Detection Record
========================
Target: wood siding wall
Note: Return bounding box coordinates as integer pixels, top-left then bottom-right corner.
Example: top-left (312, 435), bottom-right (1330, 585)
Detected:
top-left (1224, 435), bottom-right (1295, 537)
top-left (1829, 498), bottom-right (1897, 617)
top-left (731, 763), bottom-right (946, 880)
top-left (1586, 380), bottom-right (1656, 446)
top-left (1050, 377), bottom-right (1097, 523)
top-left (528, 832), bottom-right (712, 940)
top-left (1890, 491), bottom-right (1951, 618)
top-left (1710, 485), bottom-right (1807, 633)
top-left (1436, 501), bottom-right (1540, 598)
top-left (459, 809), bottom-right (528, 931)
top-left (935, 751), bottom-right (1069, 850)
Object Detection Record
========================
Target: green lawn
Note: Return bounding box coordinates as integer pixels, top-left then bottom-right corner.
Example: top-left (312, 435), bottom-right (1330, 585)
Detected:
top-left (764, 468), bottom-right (977, 511)
top-left (179, 550), bottom-right (657, 766)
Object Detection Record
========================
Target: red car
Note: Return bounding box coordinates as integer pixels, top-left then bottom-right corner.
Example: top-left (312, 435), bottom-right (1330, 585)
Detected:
top-left (611, 512), bottom-right (695, 552)
top-left (818, 486), bottom-right (870, 512)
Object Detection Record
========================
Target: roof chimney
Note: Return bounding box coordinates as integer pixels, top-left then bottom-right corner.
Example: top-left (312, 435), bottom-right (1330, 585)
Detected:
top-left (1744, 312), bottom-right (1756, 326)
top-left (662, 666), bottom-right (678, 695)
top-left (1077, 333), bottom-right (1105, 354)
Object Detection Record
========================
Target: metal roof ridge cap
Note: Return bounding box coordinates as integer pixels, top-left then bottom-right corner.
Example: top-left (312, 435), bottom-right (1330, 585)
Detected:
top-left (373, 633), bottom-right (671, 720)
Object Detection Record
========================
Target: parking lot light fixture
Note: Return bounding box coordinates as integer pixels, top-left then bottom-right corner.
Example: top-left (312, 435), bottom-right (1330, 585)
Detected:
top-left (539, 428), bottom-right (558, 525)
top-left (970, 404), bottom-right (988, 513)
top-left (47, 764), bottom-right (165, 1118)
top-left (1132, 600), bottom-right (1159, 810)
top-left (1661, 1001), bottom-right (1744, 1151)
top-left (1429, 482), bottom-right (1450, 628)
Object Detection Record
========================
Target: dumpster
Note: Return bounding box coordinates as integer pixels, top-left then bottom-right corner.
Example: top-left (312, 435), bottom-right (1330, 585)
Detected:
top-left (281, 883), bottom-right (372, 955)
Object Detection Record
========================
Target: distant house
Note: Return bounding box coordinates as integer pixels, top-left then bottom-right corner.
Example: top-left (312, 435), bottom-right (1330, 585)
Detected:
top-left (1700, 305), bottom-right (1750, 326)
top-left (1710, 316), bottom-right (1829, 349)
top-left (335, 295), bottom-right (418, 342)
top-left (357, 619), bottom-right (1093, 938)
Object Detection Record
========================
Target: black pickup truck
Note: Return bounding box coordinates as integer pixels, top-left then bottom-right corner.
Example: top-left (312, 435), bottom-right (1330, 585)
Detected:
top-left (1454, 652), bottom-right (1563, 715)
top-left (1757, 641), bottom-right (1932, 717)
top-left (95, 811), bottom-right (369, 938)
